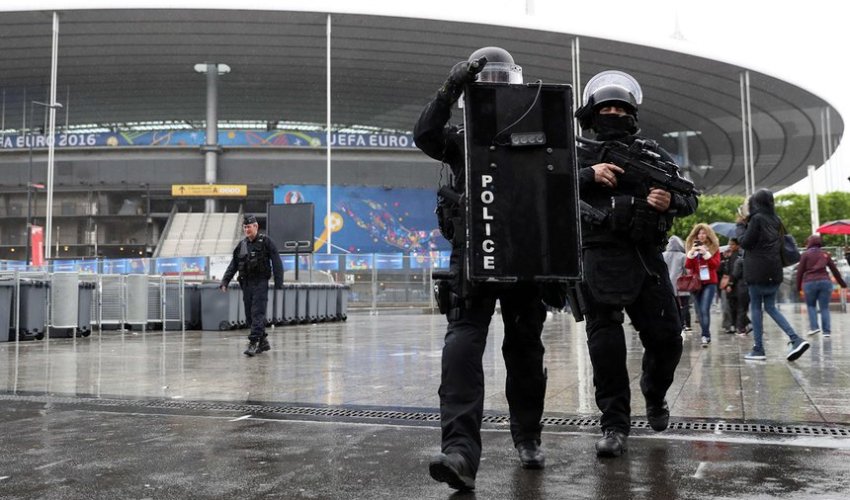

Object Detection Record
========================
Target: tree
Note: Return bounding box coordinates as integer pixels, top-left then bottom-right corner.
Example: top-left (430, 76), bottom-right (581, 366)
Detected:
top-left (670, 192), bottom-right (850, 248)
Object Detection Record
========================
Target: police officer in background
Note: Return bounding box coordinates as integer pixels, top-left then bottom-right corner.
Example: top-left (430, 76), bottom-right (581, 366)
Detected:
top-left (576, 71), bottom-right (698, 457)
top-left (414, 47), bottom-right (551, 492)
top-left (220, 214), bottom-right (284, 357)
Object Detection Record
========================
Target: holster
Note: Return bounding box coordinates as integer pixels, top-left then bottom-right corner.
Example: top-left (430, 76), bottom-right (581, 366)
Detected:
top-left (434, 279), bottom-right (462, 321)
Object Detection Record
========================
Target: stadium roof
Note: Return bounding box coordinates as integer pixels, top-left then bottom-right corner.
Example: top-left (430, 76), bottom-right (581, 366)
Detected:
top-left (0, 7), bottom-right (842, 195)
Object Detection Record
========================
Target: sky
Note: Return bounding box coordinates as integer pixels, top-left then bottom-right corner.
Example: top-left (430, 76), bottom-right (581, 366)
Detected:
top-left (4, 1), bottom-right (847, 194)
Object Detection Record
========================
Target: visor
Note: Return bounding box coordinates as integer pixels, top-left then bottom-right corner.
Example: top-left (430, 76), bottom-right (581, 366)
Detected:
top-left (582, 70), bottom-right (642, 106)
top-left (476, 62), bottom-right (523, 84)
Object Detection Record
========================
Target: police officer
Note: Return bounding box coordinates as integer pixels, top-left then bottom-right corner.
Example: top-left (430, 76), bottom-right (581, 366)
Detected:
top-left (414, 47), bottom-right (549, 492)
top-left (220, 214), bottom-right (284, 357)
top-left (575, 71), bottom-right (698, 457)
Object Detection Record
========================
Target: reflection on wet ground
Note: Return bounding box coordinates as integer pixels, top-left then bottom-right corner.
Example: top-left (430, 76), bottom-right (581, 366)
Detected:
top-left (1, 306), bottom-right (849, 498)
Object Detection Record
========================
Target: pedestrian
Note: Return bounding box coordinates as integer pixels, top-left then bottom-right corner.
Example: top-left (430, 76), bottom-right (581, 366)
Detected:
top-left (730, 248), bottom-right (751, 335)
top-left (575, 70), bottom-right (698, 457)
top-left (736, 189), bottom-right (810, 361)
top-left (722, 239), bottom-right (748, 334)
top-left (414, 47), bottom-right (553, 491)
top-left (796, 234), bottom-right (847, 337)
top-left (718, 245), bottom-right (735, 334)
top-left (662, 235), bottom-right (692, 333)
top-left (220, 214), bottom-right (284, 357)
top-left (685, 223), bottom-right (721, 346)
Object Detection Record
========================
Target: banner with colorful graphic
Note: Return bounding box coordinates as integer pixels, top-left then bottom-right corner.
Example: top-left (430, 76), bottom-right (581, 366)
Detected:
top-left (273, 185), bottom-right (449, 255)
top-left (0, 130), bottom-right (417, 151)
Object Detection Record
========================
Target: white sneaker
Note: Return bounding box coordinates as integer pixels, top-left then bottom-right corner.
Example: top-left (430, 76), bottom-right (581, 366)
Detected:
top-left (700, 336), bottom-right (710, 347)
top-left (807, 329), bottom-right (821, 336)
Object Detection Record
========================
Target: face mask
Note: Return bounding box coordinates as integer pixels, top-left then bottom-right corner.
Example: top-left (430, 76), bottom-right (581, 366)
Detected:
top-left (593, 114), bottom-right (637, 139)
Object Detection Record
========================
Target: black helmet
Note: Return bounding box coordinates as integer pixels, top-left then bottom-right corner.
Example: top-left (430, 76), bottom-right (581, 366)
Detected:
top-left (575, 70), bottom-right (642, 130)
top-left (468, 46), bottom-right (523, 84)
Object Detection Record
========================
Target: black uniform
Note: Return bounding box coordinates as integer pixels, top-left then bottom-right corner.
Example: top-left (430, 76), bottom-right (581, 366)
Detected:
top-left (221, 233), bottom-right (284, 342)
top-left (578, 134), bottom-right (697, 435)
top-left (414, 90), bottom-right (547, 474)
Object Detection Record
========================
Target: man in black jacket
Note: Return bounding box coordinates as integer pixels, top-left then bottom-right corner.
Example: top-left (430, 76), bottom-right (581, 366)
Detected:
top-left (220, 214), bottom-right (284, 356)
top-left (414, 47), bottom-right (549, 492)
top-left (576, 71), bottom-right (698, 458)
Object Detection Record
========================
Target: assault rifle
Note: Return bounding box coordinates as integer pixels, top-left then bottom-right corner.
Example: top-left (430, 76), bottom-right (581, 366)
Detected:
top-left (576, 137), bottom-right (700, 198)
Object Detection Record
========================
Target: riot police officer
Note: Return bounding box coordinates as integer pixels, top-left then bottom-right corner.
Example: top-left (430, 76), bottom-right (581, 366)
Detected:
top-left (414, 47), bottom-right (550, 492)
top-left (576, 71), bottom-right (698, 457)
top-left (220, 214), bottom-right (284, 356)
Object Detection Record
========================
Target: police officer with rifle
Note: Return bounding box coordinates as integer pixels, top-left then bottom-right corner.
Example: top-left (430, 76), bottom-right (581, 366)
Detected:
top-left (414, 47), bottom-right (557, 492)
top-left (220, 214), bottom-right (284, 357)
top-left (575, 71), bottom-right (698, 457)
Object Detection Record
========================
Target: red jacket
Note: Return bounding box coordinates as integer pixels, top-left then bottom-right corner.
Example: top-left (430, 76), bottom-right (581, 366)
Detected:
top-left (685, 250), bottom-right (722, 285)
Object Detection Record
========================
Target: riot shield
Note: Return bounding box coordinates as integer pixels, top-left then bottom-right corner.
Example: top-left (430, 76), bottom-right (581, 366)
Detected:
top-left (462, 82), bottom-right (580, 283)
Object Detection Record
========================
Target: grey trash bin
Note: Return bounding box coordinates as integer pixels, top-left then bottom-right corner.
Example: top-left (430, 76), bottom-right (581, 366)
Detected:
top-left (326, 285), bottom-right (339, 321)
top-left (165, 283), bottom-right (201, 330)
top-left (338, 285), bottom-right (349, 321)
top-left (200, 283), bottom-right (240, 331)
top-left (77, 282), bottom-right (94, 336)
top-left (282, 284), bottom-right (297, 324)
top-left (273, 286), bottom-right (285, 325)
top-left (13, 279), bottom-right (48, 340)
top-left (0, 281), bottom-right (13, 342)
top-left (266, 287), bottom-right (275, 326)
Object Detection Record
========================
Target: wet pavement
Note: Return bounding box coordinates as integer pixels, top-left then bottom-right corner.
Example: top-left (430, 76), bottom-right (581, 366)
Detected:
top-left (1, 304), bottom-right (849, 498)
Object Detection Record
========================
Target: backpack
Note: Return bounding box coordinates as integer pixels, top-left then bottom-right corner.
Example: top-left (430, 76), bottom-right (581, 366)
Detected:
top-left (778, 223), bottom-right (800, 267)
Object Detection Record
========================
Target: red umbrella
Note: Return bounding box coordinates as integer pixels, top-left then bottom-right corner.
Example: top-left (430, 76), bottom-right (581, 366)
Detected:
top-left (817, 220), bottom-right (850, 235)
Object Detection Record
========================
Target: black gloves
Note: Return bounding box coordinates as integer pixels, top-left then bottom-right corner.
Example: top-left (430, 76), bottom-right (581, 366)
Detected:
top-left (438, 56), bottom-right (487, 102)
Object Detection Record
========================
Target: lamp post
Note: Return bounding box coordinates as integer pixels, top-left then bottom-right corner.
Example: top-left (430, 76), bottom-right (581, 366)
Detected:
top-left (25, 100), bottom-right (60, 265)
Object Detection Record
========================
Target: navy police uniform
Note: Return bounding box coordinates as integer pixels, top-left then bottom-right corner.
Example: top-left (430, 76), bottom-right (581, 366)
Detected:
top-left (221, 216), bottom-right (283, 353)
top-left (576, 72), bottom-right (698, 453)
top-left (414, 49), bottom-right (549, 485)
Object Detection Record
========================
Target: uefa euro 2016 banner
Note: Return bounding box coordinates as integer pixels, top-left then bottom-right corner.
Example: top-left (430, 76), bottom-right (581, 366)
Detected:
top-left (273, 184), bottom-right (451, 255)
top-left (0, 130), bottom-right (417, 150)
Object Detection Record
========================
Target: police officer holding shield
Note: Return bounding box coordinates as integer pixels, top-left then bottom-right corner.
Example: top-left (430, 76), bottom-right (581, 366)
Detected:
top-left (220, 214), bottom-right (284, 356)
top-left (414, 47), bottom-right (552, 492)
top-left (575, 71), bottom-right (698, 457)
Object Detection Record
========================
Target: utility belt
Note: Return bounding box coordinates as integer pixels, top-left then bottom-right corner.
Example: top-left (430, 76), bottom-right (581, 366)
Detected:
top-left (583, 195), bottom-right (672, 246)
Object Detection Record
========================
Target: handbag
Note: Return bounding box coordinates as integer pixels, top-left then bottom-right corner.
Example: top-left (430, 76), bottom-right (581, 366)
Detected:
top-left (676, 271), bottom-right (702, 293)
top-left (779, 223), bottom-right (801, 267)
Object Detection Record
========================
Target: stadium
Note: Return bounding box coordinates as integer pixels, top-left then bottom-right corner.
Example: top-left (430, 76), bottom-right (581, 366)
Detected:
top-left (0, 4), bottom-right (842, 264)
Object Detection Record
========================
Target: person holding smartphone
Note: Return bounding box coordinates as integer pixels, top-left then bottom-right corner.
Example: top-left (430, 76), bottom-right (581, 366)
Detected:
top-left (685, 223), bottom-right (722, 346)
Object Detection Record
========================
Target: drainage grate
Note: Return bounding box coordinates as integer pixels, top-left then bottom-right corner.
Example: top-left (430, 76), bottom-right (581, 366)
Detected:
top-left (2, 392), bottom-right (848, 437)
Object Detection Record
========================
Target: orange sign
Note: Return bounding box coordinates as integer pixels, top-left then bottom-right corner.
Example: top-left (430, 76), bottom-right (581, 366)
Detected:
top-left (171, 184), bottom-right (247, 197)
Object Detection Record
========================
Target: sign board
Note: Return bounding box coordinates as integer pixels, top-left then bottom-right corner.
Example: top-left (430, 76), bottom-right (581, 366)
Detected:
top-left (267, 203), bottom-right (315, 254)
top-left (462, 82), bottom-right (581, 283)
top-left (171, 184), bottom-right (247, 197)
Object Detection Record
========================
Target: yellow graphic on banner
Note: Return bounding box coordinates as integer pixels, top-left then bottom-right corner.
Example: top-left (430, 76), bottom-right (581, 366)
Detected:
top-left (171, 184), bottom-right (247, 197)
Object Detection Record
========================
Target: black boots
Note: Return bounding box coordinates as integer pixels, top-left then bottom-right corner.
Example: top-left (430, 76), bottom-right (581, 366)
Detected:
top-left (429, 452), bottom-right (475, 491)
top-left (646, 400), bottom-right (670, 432)
top-left (243, 338), bottom-right (270, 357)
top-left (516, 441), bottom-right (545, 469)
top-left (259, 338), bottom-right (271, 353)
top-left (595, 429), bottom-right (628, 457)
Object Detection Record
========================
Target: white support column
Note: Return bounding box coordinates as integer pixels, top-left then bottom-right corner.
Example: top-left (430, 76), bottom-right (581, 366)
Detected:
top-left (326, 14), bottom-right (333, 254)
top-left (739, 72), bottom-right (750, 198)
top-left (808, 165), bottom-right (820, 234)
top-left (205, 63), bottom-right (219, 213)
top-left (45, 12), bottom-right (59, 259)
